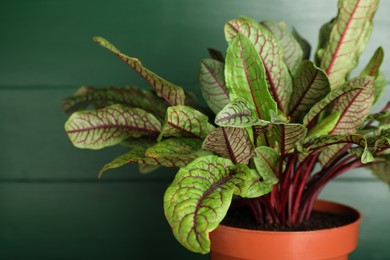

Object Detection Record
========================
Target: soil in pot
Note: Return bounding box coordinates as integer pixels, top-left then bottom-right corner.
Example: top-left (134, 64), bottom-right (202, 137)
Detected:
top-left (222, 201), bottom-right (357, 232)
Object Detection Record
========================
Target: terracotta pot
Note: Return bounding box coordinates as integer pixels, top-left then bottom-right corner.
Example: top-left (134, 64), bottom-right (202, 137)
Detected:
top-left (209, 200), bottom-right (361, 260)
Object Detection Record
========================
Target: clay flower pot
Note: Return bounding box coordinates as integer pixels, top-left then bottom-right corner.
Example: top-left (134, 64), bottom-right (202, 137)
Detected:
top-left (210, 200), bottom-right (361, 260)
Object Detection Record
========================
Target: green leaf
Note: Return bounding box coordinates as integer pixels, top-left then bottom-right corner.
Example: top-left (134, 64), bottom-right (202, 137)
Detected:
top-left (62, 86), bottom-right (168, 118)
top-left (93, 36), bottom-right (185, 106)
top-left (98, 146), bottom-right (147, 178)
top-left (65, 104), bottom-right (161, 149)
top-left (360, 47), bottom-right (385, 105)
top-left (307, 112), bottom-right (341, 137)
top-left (144, 138), bottom-right (212, 167)
top-left (225, 33), bottom-right (278, 120)
top-left (315, 18), bottom-right (336, 66)
top-left (318, 0), bottom-right (379, 89)
top-left (159, 106), bottom-right (213, 140)
top-left (225, 18), bottom-right (292, 113)
top-left (330, 76), bottom-right (375, 134)
top-left (164, 156), bottom-right (272, 254)
top-left (215, 98), bottom-right (269, 127)
top-left (301, 134), bottom-right (373, 163)
top-left (303, 85), bottom-right (365, 128)
top-left (253, 146), bottom-right (280, 183)
top-left (271, 122), bottom-right (307, 154)
top-left (261, 20), bottom-right (303, 74)
top-left (202, 127), bottom-right (254, 165)
top-left (370, 155), bottom-right (390, 186)
top-left (292, 27), bottom-right (311, 60)
top-left (288, 61), bottom-right (330, 121)
top-left (199, 59), bottom-right (230, 114)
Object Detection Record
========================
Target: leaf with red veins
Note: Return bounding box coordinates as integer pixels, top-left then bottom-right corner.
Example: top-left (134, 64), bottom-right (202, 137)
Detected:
top-left (215, 98), bottom-right (269, 127)
top-left (159, 106), bottom-right (214, 141)
top-left (202, 127), bottom-right (254, 165)
top-left (253, 146), bottom-right (279, 183)
top-left (199, 59), bottom-right (230, 114)
top-left (261, 20), bottom-right (303, 74)
top-left (224, 33), bottom-right (278, 120)
top-left (319, 0), bottom-right (379, 89)
top-left (224, 17), bottom-right (292, 113)
top-left (93, 36), bottom-right (185, 106)
top-left (164, 156), bottom-right (272, 254)
top-left (360, 47), bottom-right (385, 105)
top-left (65, 104), bottom-right (161, 149)
top-left (271, 122), bottom-right (307, 154)
top-left (330, 76), bottom-right (375, 135)
top-left (288, 61), bottom-right (330, 122)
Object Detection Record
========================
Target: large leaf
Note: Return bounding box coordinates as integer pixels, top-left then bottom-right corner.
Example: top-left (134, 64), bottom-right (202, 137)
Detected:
top-left (225, 33), bottom-right (277, 120)
top-left (93, 36), bottom-right (185, 106)
top-left (62, 86), bottom-right (168, 118)
top-left (360, 47), bottom-right (385, 104)
top-left (199, 59), bottom-right (230, 114)
top-left (65, 104), bottom-right (161, 149)
top-left (202, 127), bottom-right (254, 165)
top-left (215, 98), bottom-right (269, 127)
top-left (318, 0), bottom-right (379, 89)
top-left (330, 76), bottom-right (374, 134)
top-left (261, 20), bottom-right (303, 74)
top-left (159, 106), bottom-right (213, 140)
top-left (164, 156), bottom-right (272, 254)
top-left (225, 18), bottom-right (292, 113)
top-left (288, 61), bottom-right (330, 121)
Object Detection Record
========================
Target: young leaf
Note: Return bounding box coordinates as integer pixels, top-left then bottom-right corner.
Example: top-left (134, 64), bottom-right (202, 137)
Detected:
top-left (224, 18), bottom-right (292, 113)
top-left (199, 59), bottom-right (230, 114)
top-left (62, 86), bottom-right (168, 118)
top-left (65, 104), bottom-right (161, 149)
top-left (202, 127), bottom-right (254, 165)
top-left (159, 106), bottom-right (213, 140)
top-left (318, 0), bottom-right (379, 89)
top-left (360, 47), bottom-right (386, 104)
top-left (288, 61), bottom-right (330, 121)
top-left (315, 18), bottom-right (336, 66)
top-left (330, 76), bottom-right (374, 134)
top-left (307, 112), bottom-right (341, 137)
top-left (93, 36), bottom-right (185, 106)
top-left (261, 20), bottom-right (303, 74)
top-left (253, 146), bottom-right (280, 183)
top-left (292, 27), bottom-right (311, 60)
top-left (215, 98), bottom-right (269, 127)
top-left (225, 33), bottom-right (277, 120)
top-left (164, 156), bottom-right (272, 254)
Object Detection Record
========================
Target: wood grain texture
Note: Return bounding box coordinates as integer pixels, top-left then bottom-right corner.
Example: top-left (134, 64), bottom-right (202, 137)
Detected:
top-left (0, 0), bottom-right (389, 259)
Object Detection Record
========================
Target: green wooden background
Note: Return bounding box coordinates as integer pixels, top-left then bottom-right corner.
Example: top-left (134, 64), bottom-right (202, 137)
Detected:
top-left (0, 0), bottom-right (389, 259)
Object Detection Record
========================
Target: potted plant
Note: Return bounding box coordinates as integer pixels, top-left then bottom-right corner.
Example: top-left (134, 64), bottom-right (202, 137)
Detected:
top-left (63, 0), bottom-right (389, 259)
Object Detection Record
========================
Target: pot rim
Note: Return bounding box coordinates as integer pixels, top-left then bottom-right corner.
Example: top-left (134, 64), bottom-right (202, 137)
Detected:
top-left (216, 199), bottom-right (361, 235)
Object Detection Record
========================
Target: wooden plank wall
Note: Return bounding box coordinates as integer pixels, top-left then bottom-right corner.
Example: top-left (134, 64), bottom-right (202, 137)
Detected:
top-left (0, 0), bottom-right (389, 259)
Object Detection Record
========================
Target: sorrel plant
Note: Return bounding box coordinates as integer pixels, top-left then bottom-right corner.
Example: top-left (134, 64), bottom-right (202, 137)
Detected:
top-left (64, 0), bottom-right (390, 254)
